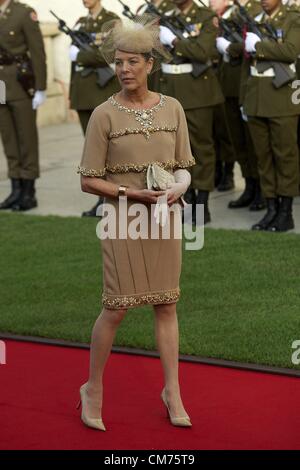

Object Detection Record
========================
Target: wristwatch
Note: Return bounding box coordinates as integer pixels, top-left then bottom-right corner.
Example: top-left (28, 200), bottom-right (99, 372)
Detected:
top-left (118, 185), bottom-right (128, 197)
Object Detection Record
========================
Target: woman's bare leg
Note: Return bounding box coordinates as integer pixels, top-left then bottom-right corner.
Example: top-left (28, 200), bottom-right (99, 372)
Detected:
top-left (154, 303), bottom-right (189, 418)
top-left (83, 307), bottom-right (127, 418)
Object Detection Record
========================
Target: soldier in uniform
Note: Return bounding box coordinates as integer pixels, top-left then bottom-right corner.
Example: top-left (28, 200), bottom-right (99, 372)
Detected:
top-left (69, 0), bottom-right (120, 217)
top-left (159, 0), bottom-right (225, 223)
top-left (215, 0), bottom-right (266, 210)
top-left (241, 0), bottom-right (300, 231)
top-left (0, 0), bottom-right (47, 211)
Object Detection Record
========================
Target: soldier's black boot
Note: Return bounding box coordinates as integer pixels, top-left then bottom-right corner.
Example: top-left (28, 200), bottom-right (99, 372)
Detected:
top-left (82, 197), bottom-right (104, 217)
top-left (249, 180), bottom-right (266, 211)
top-left (251, 197), bottom-right (278, 231)
top-left (0, 178), bottom-right (22, 210)
top-left (217, 162), bottom-right (234, 192)
top-left (12, 179), bottom-right (37, 211)
top-left (193, 190), bottom-right (211, 225)
top-left (228, 177), bottom-right (256, 209)
top-left (267, 196), bottom-right (294, 232)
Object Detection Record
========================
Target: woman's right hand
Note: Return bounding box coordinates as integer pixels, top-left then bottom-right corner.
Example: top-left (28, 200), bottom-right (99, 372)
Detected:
top-left (130, 189), bottom-right (167, 204)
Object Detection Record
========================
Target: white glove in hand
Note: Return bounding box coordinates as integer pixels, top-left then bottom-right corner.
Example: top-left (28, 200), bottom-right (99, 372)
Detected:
top-left (159, 25), bottom-right (176, 48)
top-left (167, 182), bottom-right (186, 201)
top-left (69, 44), bottom-right (80, 62)
top-left (32, 90), bottom-right (46, 110)
top-left (154, 194), bottom-right (169, 227)
top-left (166, 169), bottom-right (191, 205)
top-left (245, 32), bottom-right (261, 53)
top-left (216, 37), bottom-right (231, 55)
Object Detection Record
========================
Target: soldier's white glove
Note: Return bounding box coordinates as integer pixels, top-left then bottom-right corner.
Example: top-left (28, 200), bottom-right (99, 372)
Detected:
top-left (69, 45), bottom-right (80, 62)
top-left (245, 32), bottom-right (261, 53)
top-left (166, 169), bottom-right (191, 206)
top-left (216, 37), bottom-right (231, 55)
top-left (159, 25), bottom-right (176, 48)
top-left (240, 106), bottom-right (248, 122)
top-left (32, 90), bottom-right (46, 110)
top-left (154, 194), bottom-right (169, 227)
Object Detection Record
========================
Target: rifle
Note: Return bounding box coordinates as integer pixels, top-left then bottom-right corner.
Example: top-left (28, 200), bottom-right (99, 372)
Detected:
top-left (50, 10), bottom-right (115, 88)
top-left (117, 0), bottom-right (136, 20)
top-left (143, 1), bottom-right (211, 77)
top-left (219, 17), bottom-right (243, 44)
top-left (233, 0), bottom-right (296, 88)
top-left (0, 45), bottom-right (35, 97)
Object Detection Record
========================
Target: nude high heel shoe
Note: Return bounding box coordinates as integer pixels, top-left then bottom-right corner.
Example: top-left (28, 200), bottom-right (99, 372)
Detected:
top-left (161, 388), bottom-right (192, 427)
top-left (76, 383), bottom-right (106, 431)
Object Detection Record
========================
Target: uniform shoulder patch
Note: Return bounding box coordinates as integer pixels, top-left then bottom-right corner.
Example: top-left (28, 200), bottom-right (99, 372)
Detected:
top-left (29, 10), bottom-right (38, 22)
top-left (212, 16), bottom-right (219, 28)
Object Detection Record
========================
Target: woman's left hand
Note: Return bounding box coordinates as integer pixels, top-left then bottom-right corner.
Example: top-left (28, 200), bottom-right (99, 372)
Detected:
top-left (166, 182), bottom-right (186, 206)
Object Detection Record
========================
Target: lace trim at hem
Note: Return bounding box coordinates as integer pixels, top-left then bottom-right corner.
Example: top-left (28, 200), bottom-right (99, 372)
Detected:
top-left (102, 288), bottom-right (180, 309)
top-left (77, 158), bottom-right (195, 177)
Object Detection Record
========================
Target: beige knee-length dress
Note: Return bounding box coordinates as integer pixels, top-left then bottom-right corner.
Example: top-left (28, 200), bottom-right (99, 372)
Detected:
top-left (78, 94), bottom-right (195, 310)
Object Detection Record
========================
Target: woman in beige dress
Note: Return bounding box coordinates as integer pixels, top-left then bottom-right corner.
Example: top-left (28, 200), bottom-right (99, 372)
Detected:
top-left (77, 17), bottom-right (196, 431)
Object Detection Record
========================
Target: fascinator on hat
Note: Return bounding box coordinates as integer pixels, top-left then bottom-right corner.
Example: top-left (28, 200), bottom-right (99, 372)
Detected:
top-left (101, 14), bottom-right (172, 73)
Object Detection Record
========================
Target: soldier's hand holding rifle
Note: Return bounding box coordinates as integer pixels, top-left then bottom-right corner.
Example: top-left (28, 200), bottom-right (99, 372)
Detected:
top-left (159, 26), bottom-right (177, 48)
top-left (216, 37), bottom-right (231, 55)
top-left (69, 45), bottom-right (80, 62)
top-left (244, 32), bottom-right (261, 53)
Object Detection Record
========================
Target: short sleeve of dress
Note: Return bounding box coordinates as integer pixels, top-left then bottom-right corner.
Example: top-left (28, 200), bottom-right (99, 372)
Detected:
top-left (174, 101), bottom-right (196, 170)
top-left (77, 106), bottom-right (110, 178)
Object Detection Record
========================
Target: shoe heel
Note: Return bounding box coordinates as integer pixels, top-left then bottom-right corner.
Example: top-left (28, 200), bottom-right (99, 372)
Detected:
top-left (161, 388), bottom-right (192, 428)
top-left (77, 383), bottom-right (106, 431)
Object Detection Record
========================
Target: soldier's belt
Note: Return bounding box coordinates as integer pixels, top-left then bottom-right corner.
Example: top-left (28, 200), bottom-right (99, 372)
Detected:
top-left (161, 63), bottom-right (193, 74)
top-left (250, 66), bottom-right (275, 77)
top-left (250, 63), bottom-right (296, 78)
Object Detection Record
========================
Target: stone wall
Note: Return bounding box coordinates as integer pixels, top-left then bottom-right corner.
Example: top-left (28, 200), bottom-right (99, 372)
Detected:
top-left (37, 23), bottom-right (68, 126)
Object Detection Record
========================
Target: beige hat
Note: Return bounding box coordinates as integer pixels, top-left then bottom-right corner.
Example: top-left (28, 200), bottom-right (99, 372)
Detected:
top-left (101, 14), bottom-right (172, 72)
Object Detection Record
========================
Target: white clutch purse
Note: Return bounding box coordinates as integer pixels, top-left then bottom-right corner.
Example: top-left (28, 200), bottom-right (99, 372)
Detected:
top-left (146, 163), bottom-right (187, 207)
top-left (146, 163), bottom-right (175, 190)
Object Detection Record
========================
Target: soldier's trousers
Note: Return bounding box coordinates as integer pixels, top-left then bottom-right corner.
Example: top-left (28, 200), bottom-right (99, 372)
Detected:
top-left (78, 110), bottom-right (93, 135)
top-left (247, 115), bottom-right (299, 198)
top-left (224, 97), bottom-right (259, 179)
top-left (213, 103), bottom-right (236, 163)
top-left (185, 107), bottom-right (216, 192)
top-left (0, 98), bottom-right (39, 179)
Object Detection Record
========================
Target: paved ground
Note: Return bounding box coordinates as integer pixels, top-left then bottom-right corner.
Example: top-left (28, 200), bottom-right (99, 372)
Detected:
top-left (1, 121), bottom-right (300, 233)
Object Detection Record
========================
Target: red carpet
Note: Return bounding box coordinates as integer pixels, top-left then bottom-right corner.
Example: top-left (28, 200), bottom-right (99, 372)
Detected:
top-left (0, 340), bottom-right (300, 450)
